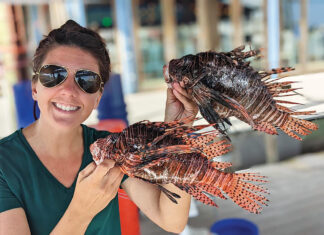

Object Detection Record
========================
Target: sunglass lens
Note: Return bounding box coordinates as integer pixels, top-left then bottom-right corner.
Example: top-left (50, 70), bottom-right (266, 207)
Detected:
top-left (39, 65), bottom-right (68, 87)
top-left (75, 70), bottom-right (101, 93)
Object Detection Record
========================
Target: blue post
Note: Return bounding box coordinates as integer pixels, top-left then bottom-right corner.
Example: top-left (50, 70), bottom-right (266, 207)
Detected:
top-left (65, 0), bottom-right (87, 27)
top-left (266, 0), bottom-right (280, 163)
top-left (115, 0), bottom-right (138, 94)
top-left (267, 0), bottom-right (280, 70)
top-left (29, 5), bottom-right (43, 44)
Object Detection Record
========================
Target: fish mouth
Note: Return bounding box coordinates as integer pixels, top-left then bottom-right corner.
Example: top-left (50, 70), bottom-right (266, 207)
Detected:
top-left (163, 64), bottom-right (174, 88)
top-left (90, 142), bottom-right (104, 165)
top-left (163, 64), bottom-right (171, 83)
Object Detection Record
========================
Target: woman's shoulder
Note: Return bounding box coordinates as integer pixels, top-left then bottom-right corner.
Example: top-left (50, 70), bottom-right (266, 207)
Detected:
top-left (0, 129), bottom-right (29, 172)
top-left (0, 130), bottom-right (22, 154)
top-left (0, 129), bottom-right (20, 143)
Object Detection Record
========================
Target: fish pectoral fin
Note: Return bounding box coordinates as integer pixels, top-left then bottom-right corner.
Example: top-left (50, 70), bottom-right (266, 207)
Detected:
top-left (144, 145), bottom-right (200, 156)
top-left (158, 185), bottom-right (181, 204)
top-left (220, 94), bottom-right (255, 127)
top-left (136, 145), bottom-right (199, 169)
top-left (203, 87), bottom-right (234, 110)
top-left (193, 82), bottom-right (254, 127)
top-left (192, 84), bottom-right (232, 133)
top-left (135, 155), bottom-right (171, 169)
top-left (177, 184), bottom-right (219, 207)
top-left (198, 102), bottom-right (228, 133)
top-left (146, 132), bottom-right (173, 148)
top-left (192, 82), bottom-right (233, 109)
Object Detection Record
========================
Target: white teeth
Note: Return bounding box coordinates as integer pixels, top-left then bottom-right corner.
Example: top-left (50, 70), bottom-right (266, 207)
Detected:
top-left (54, 103), bottom-right (79, 111)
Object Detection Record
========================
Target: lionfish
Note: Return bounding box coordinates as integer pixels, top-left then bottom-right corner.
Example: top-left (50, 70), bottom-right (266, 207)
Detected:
top-left (163, 45), bottom-right (318, 140)
top-left (90, 118), bottom-right (269, 214)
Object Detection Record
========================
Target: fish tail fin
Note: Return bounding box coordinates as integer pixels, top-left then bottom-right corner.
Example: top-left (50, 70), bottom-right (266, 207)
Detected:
top-left (280, 116), bottom-right (318, 141)
top-left (219, 172), bottom-right (269, 214)
top-left (200, 171), bottom-right (269, 214)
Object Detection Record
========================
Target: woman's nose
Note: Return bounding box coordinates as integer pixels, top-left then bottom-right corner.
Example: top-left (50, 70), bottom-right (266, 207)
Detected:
top-left (59, 73), bottom-right (79, 94)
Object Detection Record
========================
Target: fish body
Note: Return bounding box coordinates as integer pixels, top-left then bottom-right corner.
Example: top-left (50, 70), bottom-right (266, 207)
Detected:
top-left (90, 119), bottom-right (268, 214)
top-left (164, 46), bottom-right (318, 140)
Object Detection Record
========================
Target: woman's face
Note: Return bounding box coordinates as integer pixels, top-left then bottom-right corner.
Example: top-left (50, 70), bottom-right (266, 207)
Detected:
top-left (32, 45), bottom-right (102, 130)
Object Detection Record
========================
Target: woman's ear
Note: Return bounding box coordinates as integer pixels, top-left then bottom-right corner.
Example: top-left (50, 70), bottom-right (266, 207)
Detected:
top-left (93, 92), bottom-right (102, 109)
top-left (31, 82), bottom-right (38, 101)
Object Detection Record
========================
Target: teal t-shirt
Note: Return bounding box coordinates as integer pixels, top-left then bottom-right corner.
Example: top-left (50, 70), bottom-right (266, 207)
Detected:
top-left (0, 124), bottom-right (127, 235)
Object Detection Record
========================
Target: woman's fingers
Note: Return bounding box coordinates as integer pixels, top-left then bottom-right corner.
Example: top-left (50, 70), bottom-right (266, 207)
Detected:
top-left (103, 166), bottom-right (123, 183)
top-left (78, 161), bottom-right (96, 181)
top-left (93, 159), bottom-right (115, 177)
top-left (79, 159), bottom-right (117, 183)
top-left (91, 159), bottom-right (124, 190)
top-left (103, 168), bottom-right (124, 192)
top-left (166, 88), bottom-right (177, 104)
top-left (173, 89), bottom-right (193, 107)
top-left (173, 89), bottom-right (198, 116)
top-left (172, 82), bottom-right (192, 99)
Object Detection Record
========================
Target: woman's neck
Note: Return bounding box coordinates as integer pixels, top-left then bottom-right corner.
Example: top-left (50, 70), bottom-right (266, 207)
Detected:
top-left (23, 119), bottom-right (84, 160)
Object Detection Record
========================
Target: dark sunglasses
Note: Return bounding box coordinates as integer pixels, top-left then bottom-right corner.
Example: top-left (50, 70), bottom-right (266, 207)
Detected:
top-left (36, 64), bottom-right (103, 94)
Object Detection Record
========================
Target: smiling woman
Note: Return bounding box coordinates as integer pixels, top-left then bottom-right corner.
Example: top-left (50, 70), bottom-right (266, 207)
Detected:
top-left (0, 20), bottom-right (198, 235)
top-left (32, 46), bottom-right (103, 129)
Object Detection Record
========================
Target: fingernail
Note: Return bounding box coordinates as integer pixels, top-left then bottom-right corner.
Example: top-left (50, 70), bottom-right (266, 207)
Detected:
top-left (172, 83), bottom-right (179, 89)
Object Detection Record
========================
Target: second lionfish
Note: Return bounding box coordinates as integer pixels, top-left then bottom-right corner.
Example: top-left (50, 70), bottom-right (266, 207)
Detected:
top-left (163, 46), bottom-right (318, 140)
top-left (90, 118), bottom-right (269, 214)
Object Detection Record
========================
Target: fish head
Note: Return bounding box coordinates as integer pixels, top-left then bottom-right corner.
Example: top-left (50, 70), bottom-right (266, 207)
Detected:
top-left (164, 54), bottom-right (197, 89)
top-left (90, 135), bottom-right (115, 165)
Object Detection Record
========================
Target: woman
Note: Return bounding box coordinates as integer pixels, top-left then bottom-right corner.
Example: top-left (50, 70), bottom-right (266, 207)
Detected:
top-left (0, 20), bottom-right (198, 234)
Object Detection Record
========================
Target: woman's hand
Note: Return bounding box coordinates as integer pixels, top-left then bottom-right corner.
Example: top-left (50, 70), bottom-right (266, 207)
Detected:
top-left (164, 83), bottom-right (198, 123)
top-left (50, 159), bottom-right (124, 234)
top-left (69, 159), bottom-right (124, 219)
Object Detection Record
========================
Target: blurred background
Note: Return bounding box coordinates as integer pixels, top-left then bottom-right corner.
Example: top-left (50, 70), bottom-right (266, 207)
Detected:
top-left (0, 0), bottom-right (324, 235)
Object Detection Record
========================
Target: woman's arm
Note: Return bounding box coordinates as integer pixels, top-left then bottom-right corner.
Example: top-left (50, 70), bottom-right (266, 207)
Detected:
top-left (122, 178), bottom-right (190, 233)
top-left (122, 82), bottom-right (198, 233)
top-left (0, 208), bottom-right (31, 235)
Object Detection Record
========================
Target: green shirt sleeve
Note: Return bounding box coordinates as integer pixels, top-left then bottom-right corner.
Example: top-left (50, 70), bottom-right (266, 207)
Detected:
top-left (0, 171), bottom-right (22, 212)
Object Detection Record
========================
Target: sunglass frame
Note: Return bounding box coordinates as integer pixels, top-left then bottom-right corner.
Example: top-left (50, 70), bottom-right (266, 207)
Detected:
top-left (35, 64), bottom-right (104, 94)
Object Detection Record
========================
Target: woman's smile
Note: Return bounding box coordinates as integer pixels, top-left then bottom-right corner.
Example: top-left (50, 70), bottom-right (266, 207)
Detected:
top-left (53, 102), bottom-right (81, 112)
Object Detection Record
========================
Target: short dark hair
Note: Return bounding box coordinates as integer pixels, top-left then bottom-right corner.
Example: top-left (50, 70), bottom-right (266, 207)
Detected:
top-left (32, 20), bottom-right (111, 86)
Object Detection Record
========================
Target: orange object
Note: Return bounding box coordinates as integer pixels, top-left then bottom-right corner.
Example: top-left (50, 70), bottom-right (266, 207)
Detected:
top-left (118, 189), bottom-right (141, 235)
top-left (94, 119), bottom-right (128, 133)
top-left (92, 119), bottom-right (141, 235)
